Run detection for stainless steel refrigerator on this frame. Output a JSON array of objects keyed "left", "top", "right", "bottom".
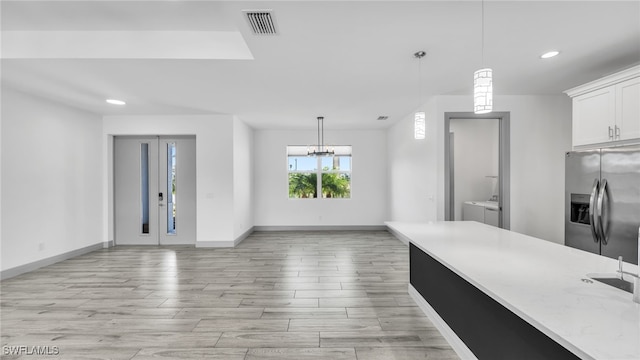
[{"left": 565, "top": 145, "right": 640, "bottom": 265}]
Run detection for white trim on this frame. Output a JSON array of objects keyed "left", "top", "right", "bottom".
[
  {"left": 196, "top": 226, "right": 254, "bottom": 248},
  {"left": 196, "top": 240, "right": 236, "bottom": 248},
  {"left": 1, "top": 242, "right": 104, "bottom": 280},
  {"left": 408, "top": 284, "right": 478, "bottom": 360},
  {"left": 572, "top": 138, "right": 640, "bottom": 151},
  {"left": 234, "top": 226, "right": 254, "bottom": 245},
  {"left": 253, "top": 225, "right": 386, "bottom": 231},
  {"left": 565, "top": 65, "right": 640, "bottom": 97}
]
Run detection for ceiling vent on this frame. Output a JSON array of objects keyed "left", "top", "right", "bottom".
[
  {"left": 377, "top": 116, "right": 389, "bottom": 121},
  {"left": 244, "top": 10, "right": 278, "bottom": 35}
]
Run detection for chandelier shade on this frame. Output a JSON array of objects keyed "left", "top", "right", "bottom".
[
  {"left": 414, "top": 112, "right": 426, "bottom": 139},
  {"left": 474, "top": 68, "right": 493, "bottom": 114}
]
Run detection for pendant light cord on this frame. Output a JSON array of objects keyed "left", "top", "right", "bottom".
[
  {"left": 418, "top": 57, "right": 422, "bottom": 108},
  {"left": 318, "top": 117, "right": 321, "bottom": 151},
  {"left": 321, "top": 117, "right": 324, "bottom": 151},
  {"left": 481, "top": 0, "right": 485, "bottom": 68},
  {"left": 414, "top": 51, "right": 425, "bottom": 109}
]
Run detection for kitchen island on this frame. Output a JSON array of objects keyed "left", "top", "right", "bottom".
[{"left": 386, "top": 221, "right": 639, "bottom": 360}]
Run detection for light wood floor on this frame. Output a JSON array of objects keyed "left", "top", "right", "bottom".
[{"left": 1, "top": 231, "right": 459, "bottom": 360}]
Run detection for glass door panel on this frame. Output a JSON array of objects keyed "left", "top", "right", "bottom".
[{"left": 166, "top": 142, "right": 177, "bottom": 235}]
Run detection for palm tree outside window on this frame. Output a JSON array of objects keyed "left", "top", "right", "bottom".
[{"left": 287, "top": 145, "right": 351, "bottom": 199}]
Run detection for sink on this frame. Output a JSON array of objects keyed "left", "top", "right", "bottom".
[{"left": 587, "top": 274, "right": 634, "bottom": 293}]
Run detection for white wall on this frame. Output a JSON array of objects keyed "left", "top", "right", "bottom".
[
  {"left": 450, "top": 118, "right": 499, "bottom": 220},
  {"left": 387, "top": 100, "right": 439, "bottom": 222},
  {"left": 0, "top": 83, "right": 3, "bottom": 270},
  {"left": 1, "top": 87, "right": 103, "bottom": 271},
  {"left": 103, "top": 115, "right": 237, "bottom": 243},
  {"left": 254, "top": 129, "right": 388, "bottom": 227},
  {"left": 388, "top": 95, "right": 572, "bottom": 244},
  {"left": 233, "top": 116, "right": 254, "bottom": 238}
]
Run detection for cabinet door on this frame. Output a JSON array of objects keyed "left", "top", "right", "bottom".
[
  {"left": 616, "top": 77, "right": 640, "bottom": 141},
  {"left": 484, "top": 207, "right": 499, "bottom": 227},
  {"left": 463, "top": 203, "right": 484, "bottom": 223},
  {"left": 573, "top": 86, "right": 615, "bottom": 146}
]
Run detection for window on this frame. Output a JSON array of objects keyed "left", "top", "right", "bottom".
[{"left": 287, "top": 145, "right": 351, "bottom": 199}]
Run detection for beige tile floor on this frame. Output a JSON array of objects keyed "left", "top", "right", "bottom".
[{"left": 1, "top": 231, "right": 459, "bottom": 359}]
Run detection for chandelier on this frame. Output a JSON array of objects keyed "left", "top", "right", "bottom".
[{"left": 307, "top": 116, "right": 334, "bottom": 156}]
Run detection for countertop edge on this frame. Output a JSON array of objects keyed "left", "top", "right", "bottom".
[{"left": 386, "top": 221, "right": 596, "bottom": 360}]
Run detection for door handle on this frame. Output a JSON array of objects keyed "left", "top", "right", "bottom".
[
  {"left": 588, "top": 179, "right": 600, "bottom": 243},
  {"left": 615, "top": 125, "right": 620, "bottom": 140},
  {"left": 608, "top": 126, "right": 614, "bottom": 140},
  {"left": 597, "top": 179, "right": 609, "bottom": 245}
]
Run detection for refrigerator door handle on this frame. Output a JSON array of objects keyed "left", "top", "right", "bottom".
[
  {"left": 597, "top": 179, "right": 609, "bottom": 245},
  {"left": 589, "top": 179, "right": 601, "bottom": 243}
]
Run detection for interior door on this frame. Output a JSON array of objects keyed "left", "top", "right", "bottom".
[
  {"left": 115, "top": 136, "right": 159, "bottom": 245},
  {"left": 115, "top": 136, "right": 196, "bottom": 245},
  {"left": 158, "top": 137, "right": 196, "bottom": 245}
]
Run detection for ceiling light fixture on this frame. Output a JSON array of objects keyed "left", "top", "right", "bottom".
[
  {"left": 106, "top": 99, "right": 126, "bottom": 105},
  {"left": 307, "top": 116, "right": 334, "bottom": 157},
  {"left": 474, "top": 0, "right": 492, "bottom": 114},
  {"left": 414, "top": 51, "right": 426, "bottom": 140},
  {"left": 540, "top": 50, "right": 560, "bottom": 59}
]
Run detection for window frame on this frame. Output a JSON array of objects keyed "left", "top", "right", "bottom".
[{"left": 287, "top": 146, "right": 352, "bottom": 200}]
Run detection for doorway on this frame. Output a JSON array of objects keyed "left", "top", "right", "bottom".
[
  {"left": 114, "top": 136, "right": 196, "bottom": 245},
  {"left": 444, "top": 112, "right": 510, "bottom": 229}
]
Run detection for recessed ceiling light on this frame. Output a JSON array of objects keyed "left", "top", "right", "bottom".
[
  {"left": 106, "top": 99, "right": 126, "bottom": 105},
  {"left": 540, "top": 50, "right": 560, "bottom": 59}
]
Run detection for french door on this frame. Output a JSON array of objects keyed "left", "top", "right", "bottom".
[{"left": 114, "top": 136, "right": 196, "bottom": 245}]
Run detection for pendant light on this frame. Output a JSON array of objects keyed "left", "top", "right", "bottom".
[
  {"left": 474, "top": 0, "right": 492, "bottom": 114},
  {"left": 414, "top": 51, "right": 426, "bottom": 140},
  {"left": 307, "top": 116, "right": 334, "bottom": 156}
]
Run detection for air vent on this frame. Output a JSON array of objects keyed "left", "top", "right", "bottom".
[
  {"left": 244, "top": 10, "right": 278, "bottom": 35},
  {"left": 377, "top": 116, "right": 389, "bottom": 121}
]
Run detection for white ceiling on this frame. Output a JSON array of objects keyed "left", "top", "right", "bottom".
[{"left": 2, "top": 1, "right": 639, "bottom": 129}]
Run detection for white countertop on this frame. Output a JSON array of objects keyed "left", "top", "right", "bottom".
[
  {"left": 463, "top": 200, "right": 499, "bottom": 209},
  {"left": 387, "top": 221, "right": 640, "bottom": 360}
]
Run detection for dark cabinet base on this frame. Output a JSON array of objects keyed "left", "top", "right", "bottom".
[{"left": 410, "top": 243, "right": 580, "bottom": 360}]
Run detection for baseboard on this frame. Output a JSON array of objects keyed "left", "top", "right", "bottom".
[
  {"left": 104, "top": 240, "right": 115, "bottom": 248},
  {"left": 1, "top": 242, "right": 105, "bottom": 280},
  {"left": 253, "top": 225, "right": 387, "bottom": 231},
  {"left": 195, "top": 240, "right": 235, "bottom": 248},
  {"left": 385, "top": 225, "right": 410, "bottom": 246},
  {"left": 408, "top": 284, "right": 478, "bottom": 360},
  {"left": 196, "top": 226, "right": 255, "bottom": 248},
  {"left": 234, "top": 226, "right": 254, "bottom": 246}
]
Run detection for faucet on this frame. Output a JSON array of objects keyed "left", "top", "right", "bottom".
[
  {"left": 616, "top": 226, "right": 640, "bottom": 304},
  {"left": 617, "top": 257, "right": 640, "bottom": 304}
]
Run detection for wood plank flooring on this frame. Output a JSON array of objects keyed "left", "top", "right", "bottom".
[{"left": 1, "top": 231, "right": 459, "bottom": 359}]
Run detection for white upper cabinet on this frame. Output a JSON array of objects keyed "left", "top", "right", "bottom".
[
  {"left": 566, "top": 65, "right": 640, "bottom": 148},
  {"left": 617, "top": 77, "right": 640, "bottom": 141},
  {"left": 572, "top": 86, "right": 615, "bottom": 146}
]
